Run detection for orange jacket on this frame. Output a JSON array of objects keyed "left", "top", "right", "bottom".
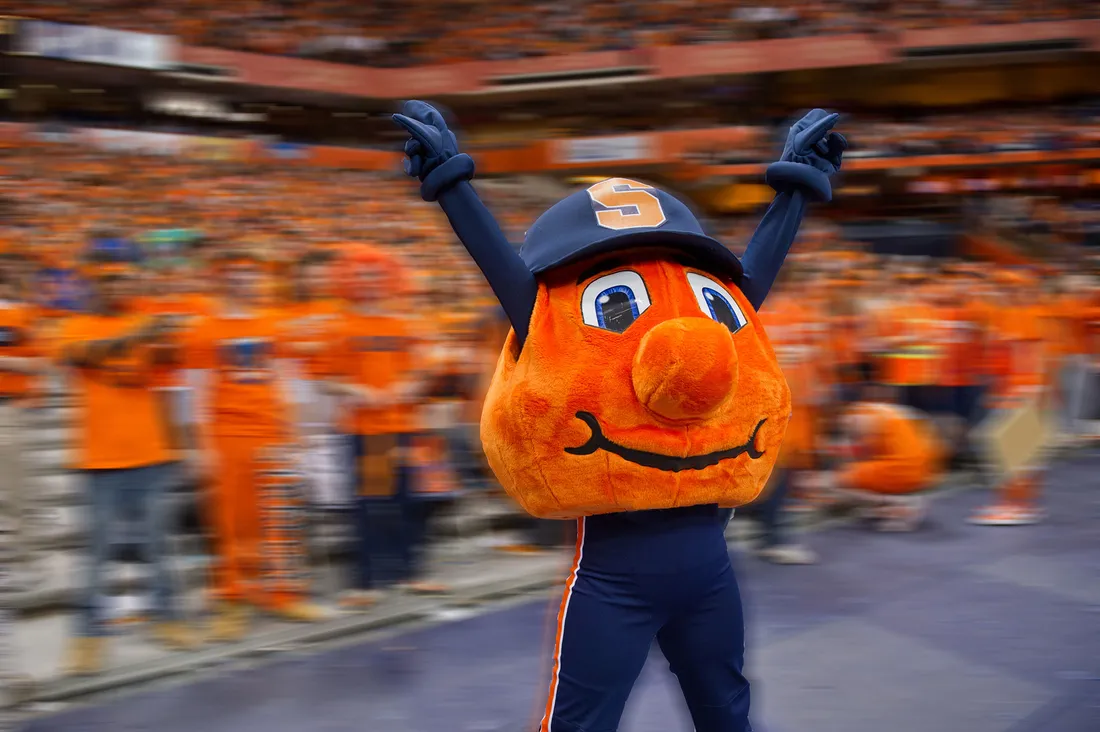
[
  {"left": 56, "top": 314, "right": 173, "bottom": 470},
  {"left": 839, "top": 402, "right": 944, "bottom": 495}
]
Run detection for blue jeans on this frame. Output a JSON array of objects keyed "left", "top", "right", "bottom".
[{"left": 79, "top": 463, "right": 178, "bottom": 637}]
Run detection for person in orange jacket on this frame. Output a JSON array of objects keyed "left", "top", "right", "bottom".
[
  {"left": 822, "top": 385, "right": 946, "bottom": 532},
  {"left": 182, "top": 251, "right": 327, "bottom": 639},
  {"left": 55, "top": 259, "right": 199, "bottom": 675},
  {"left": 969, "top": 271, "right": 1051, "bottom": 526},
  {"left": 322, "top": 246, "right": 440, "bottom": 606}
]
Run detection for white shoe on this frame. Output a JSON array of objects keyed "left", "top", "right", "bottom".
[
  {"left": 755, "top": 544, "right": 818, "bottom": 565},
  {"left": 969, "top": 504, "right": 1044, "bottom": 526}
]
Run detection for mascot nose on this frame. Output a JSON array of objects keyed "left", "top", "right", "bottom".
[{"left": 632, "top": 317, "right": 738, "bottom": 421}]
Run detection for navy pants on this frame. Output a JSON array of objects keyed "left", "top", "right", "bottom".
[
  {"left": 350, "top": 433, "right": 414, "bottom": 590},
  {"left": 540, "top": 505, "right": 751, "bottom": 732},
  {"left": 353, "top": 497, "right": 411, "bottom": 589}
]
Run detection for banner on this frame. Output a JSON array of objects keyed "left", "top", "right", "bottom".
[
  {"left": 83, "top": 128, "right": 185, "bottom": 156},
  {"left": 16, "top": 21, "right": 176, "bottom": 70},
  {"left": 553, "top": 136, "right": 653, "bottom": 165}
]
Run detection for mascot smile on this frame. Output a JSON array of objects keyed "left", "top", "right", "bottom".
[{"left": 564, "top": 411, "right": 769, "bottom": 471}]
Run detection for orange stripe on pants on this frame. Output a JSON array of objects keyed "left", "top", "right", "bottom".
[{"left": 539, "top": 517, "right": 586, "bottom": 732}]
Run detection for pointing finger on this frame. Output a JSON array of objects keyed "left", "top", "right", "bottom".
[{"left": 793, "top": 112, "right": 840, "bottom": 154}]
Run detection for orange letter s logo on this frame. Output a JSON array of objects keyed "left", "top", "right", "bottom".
[{"left": 586, "top": 178, "right": 667, "bottom": 231}]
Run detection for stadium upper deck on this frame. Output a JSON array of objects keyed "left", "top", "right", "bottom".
[{"left": 21, "top": 0, "right": 1097, "bottom": 66}]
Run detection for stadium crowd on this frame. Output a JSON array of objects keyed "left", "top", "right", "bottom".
[
  {"left": 22, "top": 0, "right": 1098, "bottom": 66},
  {"left": 1, "top": 131, "right": 1099, "bottom": 677}
]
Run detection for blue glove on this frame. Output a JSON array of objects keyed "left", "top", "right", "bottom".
[
  {"left": 393, "top": 100, "right": 475, "bottom": 202},
  {"left": 765, "top": 109, "right": 847, "bottom": 202}
]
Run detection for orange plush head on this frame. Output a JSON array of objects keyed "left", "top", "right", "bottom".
[{"left": 480, "top": 179, "right": 791, "bottom": 518}]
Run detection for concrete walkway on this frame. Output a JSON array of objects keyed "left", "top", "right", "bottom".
[{"left": 11, "top": 451, "right": 1100, "bottom": 732}]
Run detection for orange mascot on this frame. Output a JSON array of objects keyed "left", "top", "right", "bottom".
[{"left": 394, "top": 101, "right": 845, "bottom": 732}]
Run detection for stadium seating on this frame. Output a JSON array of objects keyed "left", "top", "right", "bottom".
[{"left": 25, "top": 0, "right": 1098, "bottom": 66}]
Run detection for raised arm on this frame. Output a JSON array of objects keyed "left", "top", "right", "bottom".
[
  {"left": 393, "top": 102, "right": 538, "bottom": 345},
  {"left": 738, "top": 110, "right": 847, "bottom": 311}
]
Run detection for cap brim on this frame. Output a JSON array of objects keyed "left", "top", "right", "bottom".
[{"left": 528, "top": 230, "right": 743, "bottom": 284}]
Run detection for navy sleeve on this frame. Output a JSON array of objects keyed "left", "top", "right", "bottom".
[
  {"left": 434, "top": 179, "right": 538, "bottom": 346},
  {"left": 418, "top": 151, "right": 539, "bottom": 345},
  {"left": 737, "top": 189, "right": 808, "bottom": 312}
]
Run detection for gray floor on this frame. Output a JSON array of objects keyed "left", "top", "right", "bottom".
[{"left": 16, "top": 453, "right": 1100, "bottom": 732}]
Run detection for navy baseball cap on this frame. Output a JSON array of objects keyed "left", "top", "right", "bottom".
[{"left": 519, "top": 180, "right": 743, "bottom": 283}]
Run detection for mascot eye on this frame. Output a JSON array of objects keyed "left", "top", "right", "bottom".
[
  {"left": 581, "top": 270, "right": 651, "bottom": 334},
  {"left": 686, "top": 273, "right": 746, "bottom": 334}
]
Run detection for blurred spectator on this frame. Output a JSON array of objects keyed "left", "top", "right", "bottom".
[
  {"left": 824, "top": 385, "right": 946, "bottom": 532},
  {"left": 321, "top": 246, "right": 444, "bottom": 605},
  {"left": 55, "top": 260, "right": 195, "bottom": 675},
  {"left": 181, "top": 252, "right": 327, "bottom": 639}
]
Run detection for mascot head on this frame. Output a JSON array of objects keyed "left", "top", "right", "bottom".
[{"left": 480, "top": 178, "right": 791, "bottom": 518}]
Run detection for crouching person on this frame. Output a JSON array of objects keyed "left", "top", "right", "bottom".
[{"left": 825, "top": 387, "right": 945, "bottom": 532}]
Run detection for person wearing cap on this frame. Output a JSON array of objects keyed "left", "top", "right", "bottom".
[
  {"left": 182, "top": 250, "right": 328, "bottom": 638},
  {"left": 54, "top": 257, "right": 197, "bottom": 676},
  {"left": 394, "top": 101, "right": 845, "bottom": 732}
]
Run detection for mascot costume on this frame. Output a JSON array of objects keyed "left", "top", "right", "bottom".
[{"left": 394, "top": 101, "right": 845, "bottom": 732}]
